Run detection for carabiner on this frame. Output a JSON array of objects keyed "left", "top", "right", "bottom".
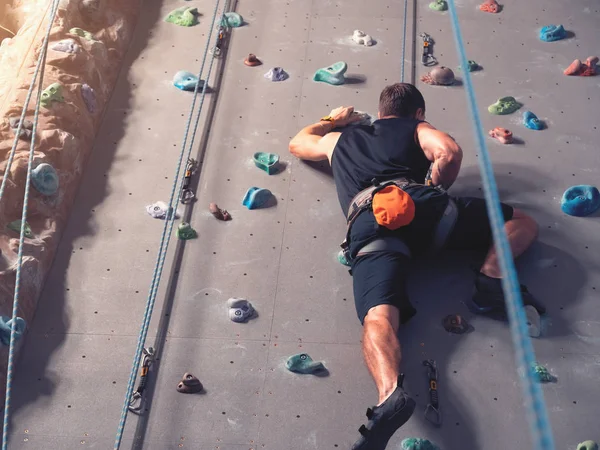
[{"left": 422, "top": 359, "right": 442, "bottom": 426}]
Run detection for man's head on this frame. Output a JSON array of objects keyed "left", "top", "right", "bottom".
[{"left": 378, "top": 83, "right": 426, "bottom": 120}]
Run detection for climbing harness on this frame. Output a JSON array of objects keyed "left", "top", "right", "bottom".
[
  {"left": 1, "top": 0, "right": 62, "bottom": 448},
  {"left": 446, "top": 0, "right": 554, "bottom": 448},
  {"left": 180, "top": 158, "right": 197, "bottom": 204},
  {"left": 419, "top": 33, "right": 438, "bottom": 67},
  {"left": 423, "top": 359, "right": 442, "bottom": 426},
  {"left": 127, "top": 347, "right": 155, "bottom": 414}
]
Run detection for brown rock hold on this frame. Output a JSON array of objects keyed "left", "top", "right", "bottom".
[
  {"left": 176, "top": 372, "right": 203, "bottom": 393},
  {"left": 244, "top": 53, "right": 262, "bottom": 67},
  {"left": 209, "top": 202, "right": 232, "bottom": 221}
]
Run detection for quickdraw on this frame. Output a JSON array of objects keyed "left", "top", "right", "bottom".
[
  {"left": 423, "top": 359, "right": 442, "bottom": 426},
  {"left": 210, "top": 25, "right": 227, "bottom": 57},
  {"left": 180, "top": 158, "right": 197, "bottom": 204},
  {"left": 420, "top": 32, "right": 438, "bottom": 67},
  {"left": 128, "top": 347, "right": 155, "bottom": 414}
]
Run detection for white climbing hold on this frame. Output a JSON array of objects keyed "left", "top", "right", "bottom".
[
  {"left": 352, "top": 30, "right": 374, "bottom": 46},
  {"left": 146, "top": 201, "right": 170, "bottom": 219},
  {"left": 51, "top": 39, "right": 80, "bottom": 53},
  {"left": 227, "top": 298, "right": 256, "bottom": 323}
]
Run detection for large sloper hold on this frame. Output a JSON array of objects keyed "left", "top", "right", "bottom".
[
  {"left": 313, "top": 61, "right": 348, "bottom": 85},
  {"left": 561, "top": 185, "right": 600, "bottom": 217}
]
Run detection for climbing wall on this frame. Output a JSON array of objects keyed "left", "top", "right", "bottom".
[{"left": 6, "top": 0, "right": 600, "bottom": 448}]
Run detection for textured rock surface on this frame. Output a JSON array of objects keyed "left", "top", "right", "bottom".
[{"left": 0, "top": 0, "right": 141, "bottom": 390}]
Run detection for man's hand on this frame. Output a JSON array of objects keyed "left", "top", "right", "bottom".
[{"left": 328, "top": 106, "right": 362, "bottom": 127}]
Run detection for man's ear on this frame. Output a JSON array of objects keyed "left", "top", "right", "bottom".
[
  {"left": 377, "top": 111, "right": 381, "bottom": 119},
  {"left": 415, "top": 108, "right": 426, "bottom": 121}
]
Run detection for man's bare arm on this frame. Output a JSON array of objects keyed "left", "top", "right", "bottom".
[
  {"left": 288, "top": 121, "right": 339, "bottom": 162},
  {"left": 416, "top": 122, "right": 463, "bottom": 190}
]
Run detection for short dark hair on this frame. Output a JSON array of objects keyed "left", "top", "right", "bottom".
[{"left": 378, "top": 83, "right": 425, "bottom": 118}]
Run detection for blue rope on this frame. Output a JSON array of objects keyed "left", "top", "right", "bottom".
[
  {"left": 445, "top": 1, "right": 555, "bottom": 449},
  {"left": 401, "top": 0, "right": 408, "bottom": 82},
  {"left": 112, "top": 0, "right": 225, "bottom": 447},
  {"left": 1, "top": 0, "right": 61, "bottom": 448}
]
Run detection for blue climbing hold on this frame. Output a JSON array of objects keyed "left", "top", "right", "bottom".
[
  {"left": 32, "top": 163, "right": 59, "bottom": 196},
  {"left": 242, "top": 187, "right": 272, "bottom": 209},
  {"left": 523, "top": 111, "right": 544, "bottom": 130},
  {"left": 561, "top": 185, "right": 600, "bottom": 217},
  {"left": 539, "top": 24, "right": 567, "bottom": 42},
  {"left": 401, "top": 438, "right": 441, "bottom": 450},
  {"left": 0, "top": 316, "right": 26, "bottom": 346},
  {"left": 173, "top": 71, "right": 205, "bottom": 91}
]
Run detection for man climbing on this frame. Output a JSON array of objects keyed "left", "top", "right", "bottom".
[{"left": 288, "top": 83, "right": 546, "bottom": 450}]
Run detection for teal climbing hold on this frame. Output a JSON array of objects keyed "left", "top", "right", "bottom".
[
  {"left": 173, "top": 71, "right": 205, "bottom": 91},
  {"left": 337, "top": 250, "right": 350, "bottom": 266},
  {"left": 532, "top": 363, "right": 556, "bottom": 383},
  {"left": 401, "top": 438, "right": 441, "bottom": 450},
  {"left": 561, "top": 185, "right": 600, "bottom": 217},
  {"left": 164, "top": 7, "right": 199, "bottom": 26},
  {"left": 286, "top": 353, "right": 326, "bottom": 374},
  {"left": 313, "top": 61, "right": 348, "bottom": 86},
  {"left": 488, "top": 96, "right": 521, "bottom": 115},
  {"left": 577, "top": 441, "right": 599, "bottom": 450},
  {"left": 69, "top": 27, "right": 95, "bottom": 41},
  {"left": 253, "top": 152, "right": 280, "bottom": 175},
  {"left": 221, "top": 12, "right": 243, "bottom": 28},
  {"left": 458, "top": 60, "right": 481, "bottom": 72},
  {"left": 32, "top": 163, "right": 59, "bottom": 196},
  {"left": 0, "top": 316, "right": 26, "bottom": 346},
  {"left": 176, "top": 222, "right": 197, "bottom": 240},
  {"left": 40, "top": 83, "right": 64, "bottom": 108},
  {"left": 242, "top": 187, "right": 272, "bottom": 209},
  {"left": 429, "top": 0, "right": 448, "bottom": 11},
  {"left": 6, "top": 220, "right": 33, "bottom": 239}
]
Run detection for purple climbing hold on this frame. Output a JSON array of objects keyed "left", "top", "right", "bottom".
[
  {"left": 81, "top": 84, "right": 97, "bottom": 113},
  {"left": 264, "top": 67, "right": 288, "bottom": 82}
]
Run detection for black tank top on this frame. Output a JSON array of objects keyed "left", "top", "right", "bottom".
[{"left": 331, "top": 118, "right": 432, "bottom": 216}]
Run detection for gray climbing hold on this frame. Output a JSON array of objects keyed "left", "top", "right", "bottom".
[
  {"left": 32, "top": 163, "right": 59, "bottom": 196},
  {"left": 286, "top": 353, "right": 326, "bottom": 374},
  {"left": 81, "top": 84, "right": 97, "bottom": 113},
  {"left": 173, "top": 71, "right": 205, "bottom": 91},
  {"left": 313, "top": 61, "right": 348, "bottom": 85},
  {"left": 221, "top": 12, "right": 243, "bottom": 28},
  {"left": 421, "top": 66, "right": 455, "bottom": 85},
  {"left": 352, "top": 30, "right": 374, "bottom": 46},
  {"left": 9, "top": 116, "right": 33, "bottom": 140},
  {"left": 51, "top": 39, "right": 80, "bottom": 53},
  {"left": 40, "top": 83, "right": 64, "bottom": 108},
  {"left": 227, "top": 298, "right": 256, "bottom": 323},
  {"left": 0, "top": 316, "right": 26, "bottom": 346},
  {"left": 264, "top": 67, "right": 288, "bottom": 82}
]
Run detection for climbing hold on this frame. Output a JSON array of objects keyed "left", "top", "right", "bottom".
[
  {"left": 146, "top": 201, "right": 170, "bottom": 219},
  {"left": 420, "top": 66, "right": 455, "bottom": 86},
  {"left": 253, "top": 152, "right": 280, "bottom": 175},
  {"left": 442, "top": 314, "right": 472, "bottom": 334},
  {"left": 313, "top": 61, "right": 348, "bottom": 85},
  {"left": 173, "top": 71, "right": 205, "bottom": 92},
  {"left": 40, "top": 83, "right": 64, "bottom": 108},
  {"left": 51, "top": 39, "right": 80, "bottom": 53},
  {"left": 6, "top": 220, "right": 33, "bottom": 239},
  {"left": 9, "top": 117, "right": 33, "bottom": 140},
  {"left": 352, "top": 30, "right": 374, "bottom": 46},
  {"left": 561, "top": 185, "right": 600, "bottom": 217},
  {"left": 488, "top": 127, "right": 513, "bottom": 144},
  {"left": 264, "top": 67, "right": 288, "bottom": 82},
  {"left": 525, "top": 305, "right": 541, "bottom": 338},
  {"left": 348, "top": 111, "right": 375, "bottom": 126},
  {"left": 164, "top": 7, "right": 199, "bottom": 27},
  {"left": 81, "top": 84, "right": 97, "bottom": 114},
  {"left": 429, "top": 0, "right": 448, "bottom": 11},
  {"left": 487, "top": 96, "right": 521, "bottom": 115},
  {"left": 479, "top": 0, "right": 499, "bottom": 13},
  {"left": 244, "top": 54, "right": 262, "bottom": 67},
  {"left": 242, "top": 187, "right": 272, "bottom": 210},
  {"left": 458, "top": 60, "right": 481, "bottom": 72},
  {"left": 32, "top": 163, "right": 59, "bottom": 196},
  {"left": 338, "top": 250, "right": 350, "bottom": 266},
  {"left": 176, "top": 222, "right": 197, "bottom": 240},
  {"left": 286, "top": 353, "right": 326, "bottom": 374},
  {"left": 176, "top": 373, "right": 203, "bottom": 393},
  {"left": 209, "top": 202, "right": 232, "bottom": 221},
  {"left": 221, "top": 12, "right": 243, "bottom": 28},
  {"left": 564, "top": 59, "right": 583, "bottom": 76},
  {"left": 523, "top": 111, "right": 544, "bottom": 130},
  {"left": 568, "top": 56, "right": 600, "bottom": 77},
  {"left": 577, "top": 441, "right": 599, "bottom": 450},
  {"left": 0, "top": 316, "right": 26, "bottom": 346},
  {"left": 532, "top": 363, "right": 557, "bottom": 383},
  {"left": 401, "top": 438, "right": 441, "bottom": 450},
  {"left": 585, "top": 56, "right": 599, "bottom": 75},
  {"left": 539, "top": 25, "right": 567, "bottom": 42},
  {"left": 69, "top": 27, "right": 95, "bottom": 41},
  {"left": 227, "top": 298, "right": 256, "bottom": 323}
]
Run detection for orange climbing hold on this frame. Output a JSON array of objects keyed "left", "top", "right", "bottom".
[
  {"left": 564, "top": 56, "right": 598, "bottom": 76},
  {"left": 488, "top": 127, "right": 513, "bottom": 144},
  {"left": 479, "top": 0, "right": 499, "bottom": 13}
]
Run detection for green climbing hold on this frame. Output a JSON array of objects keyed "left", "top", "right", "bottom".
[
  {"left": 40, "top": 83, "right": 64, "bottom": 108},
  {"left": 221, "top": 12, "right": 243, "bottom": 28},
  {"left": 164, "top": 7, "right": 199, "bottom": 27},
  {"left": 253, "top": 152, "right": 279, "bottom": 175},
  {"left": 532, "top": 363, "right": 556, "bottom": 383},
  {"left": 313, "top": 61, "right": 348, "bottom": 86},
  {"left": 429, "top": 0, "right": 448, "bottom": 11},
  {"left": 69, "top": 27, "right": 95, "bottom": 41},
  {"left": 286, "top": 353, "right": 326, "bottom": 374},
  {"left": 7, "top": 220, "right": 33, "bottom": 239},
  {"left": 577, "top": 441, "right": 599, "bottom": 450},
  {"left": 458, "top": 60, "right": 481, "bottom": 72},
  {"left": 401, "top": 438, "right": 441, "bottom": 450},
  {"left": 177, "top": 222, "right": 197, "bottom": 240},
  {"left": 488, "top": 96, "right": 522, "bottom": 115}
]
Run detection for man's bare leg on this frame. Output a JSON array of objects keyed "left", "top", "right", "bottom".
[{"left": 362, "top": 305, "right": 401, "bottom": 405}]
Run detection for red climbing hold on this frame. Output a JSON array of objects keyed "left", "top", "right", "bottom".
[
  {"left": 209, "top": 202, "right": 232, "bottom": 221},
  {"left": 564, "top": 56, "right": 598, "bottom": 76},
  {"left": 489, "top": 127, "right": 513, "bottom": 144},
  {"left": 479, "top": 0, "right": 499, "bottom": 13}
]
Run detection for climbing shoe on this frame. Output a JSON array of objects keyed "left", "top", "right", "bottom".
[{"left": 351, "top": 375, "right": 415, "bottom": 450}]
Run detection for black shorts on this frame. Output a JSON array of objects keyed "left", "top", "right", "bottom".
[{"left": 350, "top": 196, "right": 514, "bottom": 324}]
